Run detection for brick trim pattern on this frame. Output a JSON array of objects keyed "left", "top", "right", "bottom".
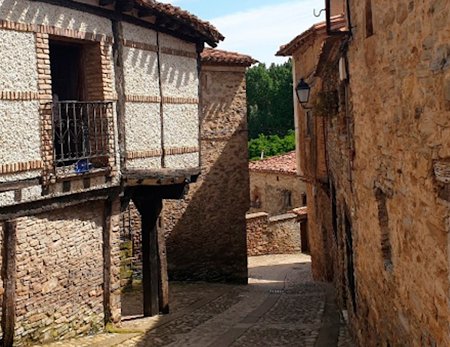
[
  {"left": 164, "top": 146, "right": 199, "bottom": 156},
  {"left": 125, "top": 150, "right": 163, "bottom": 160},
  {"left": 36, "top": 32, "right": 54, "bottom": 185},
  {"left": 162, "top": 96, "right": 199, "bottom": 105},
  {"left": 125, "top": 95, "right": 161, "bottom": 103},
  {"left": 122, "top": 39, "right": 197, "bottom": 60},
  {"left": 122, "top": 39, "right": 158, "bottom": 52},
  {"left": 161, "top": 47, "right": 197, "bottom": 59},
  {"left": 124, "top": 95, "right": 199, "bottom": 105},
  {"left": 0, "top": 20, "right": 113, "bottom": 43},
  {"left": 0, "top": 92, "right": 40, "bottom": 101},
  {"left": 0, "top": 160, "right": 44, "bottom": 174}
]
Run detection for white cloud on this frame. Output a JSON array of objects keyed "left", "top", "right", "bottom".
[{"left": 210, "top": 0, "right": 324, "bottom": 65}]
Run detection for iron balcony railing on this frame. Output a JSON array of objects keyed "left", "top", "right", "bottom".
[{"left": 52, "top": 101, "right": 114, "bottom": 174}]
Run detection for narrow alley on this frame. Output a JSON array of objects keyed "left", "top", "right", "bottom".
[{"left": 37, "top": 254, "right": 353, "bottom": 347}]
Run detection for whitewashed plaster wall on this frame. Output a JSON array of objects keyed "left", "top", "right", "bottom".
[
  {"left": 0, "top": 101, "right": 41, "bottom": 165},
  {"left": 160, "top": 34, "right": 199, "bottom": 169},
  {"left": 122, "top": 23, "right": 162, "bottom": 170},
  {"left": 0, "top": 30, "right": 38, "bottom": 91},
  {"left": 123, "top": 48, "right": 159, "bottom": 96},
  {"left": 0, "top": 29, "right": 41, "bottom": 182},
  {"left": 124, "top": 103, "right": 162, "bottom": 170},
  {"left": 160, "top": 33, "right": 196, "bottom": 53},
  {"left": 0, "top": 0, "right": 112, "bottom": 36}
]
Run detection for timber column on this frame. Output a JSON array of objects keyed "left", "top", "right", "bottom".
[{"left": 133, "top": 197, "right": 168, "bottom": 317}]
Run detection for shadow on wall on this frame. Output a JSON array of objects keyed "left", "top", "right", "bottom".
[
  {"left": 163, "top": 67, "right": 249, "bottom": 284},
  {"left": 0, "top": 1, "right": 109, "bottom": 33},
  {"left": 164, "top": 129, "right": 249, "bottom": 284}
]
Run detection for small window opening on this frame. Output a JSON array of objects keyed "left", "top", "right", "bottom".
[
  {"left": 283, "top": 190, "right": 292, "bottom": 209},
  {"left": 375, "top": 188, "right": 393, "bottom": 271},
  {"left": 365, "top": 0, "right": 374, "bottom": 37},
  {"left": 301, "top": 192, "right": 307, "bottom": 206}
]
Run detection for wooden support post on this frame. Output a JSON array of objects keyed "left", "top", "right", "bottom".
[
  {"left": 111, "top": 20, "right": 127, "bottom": 171},
  {"left": 138, "top": 198, "right": 162, "bottom": 317},
  {"left": 157, "top": 215, "right": 169, "bottom": 314},
  {"left": 2, "top": 220, "right": 17, "bottom": 347}
]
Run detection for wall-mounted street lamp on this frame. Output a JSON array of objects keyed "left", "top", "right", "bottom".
[{"left": 295, "top": 78, "right": 311, "bottom": 108}]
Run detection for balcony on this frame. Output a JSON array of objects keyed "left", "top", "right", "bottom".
[{"left": 52, "top": 101, "right": 114, "bottom": 176}]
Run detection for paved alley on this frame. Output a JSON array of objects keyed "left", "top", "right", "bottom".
[{"left": 38, "top": 254, "right": 353, "bottom": 347}]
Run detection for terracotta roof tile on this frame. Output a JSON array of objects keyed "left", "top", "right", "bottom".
[
  {"left": 135, "top": 0, "right": 224, "bottom": 46},
  {"left": 201, "top": 48, "right": 258, "bottom": 66},
  {"left": 276, "top": 15, "right": 346, "bottom": 56},
  {"left": 249, "top": 151, "right": 297, "bottom": 176},
  {"left": 292, "top": 206, "right": 308, "bottom": 216}
]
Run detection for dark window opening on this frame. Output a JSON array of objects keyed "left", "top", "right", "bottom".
[
  {"left": 365, "top": 0, "right": 374, "bottom": 37},
  {"left": 375, "top": 188, "right": 393, "bottom": 271},
  {"left": 49, "top": 39, "right": 112, "bottom": 173},
  {"left": 283, "top": 190, "right": 292, "bottom": 209},
  {"left": 345, "top": 211, "right": 357, "bottom": 312},
  {"left": 301, "top": 192, "right": 307, "bottom": 206}
]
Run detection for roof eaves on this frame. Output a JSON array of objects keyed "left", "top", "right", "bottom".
[{"left": 276, "top": 15, "right": 346, "bottom": 57}]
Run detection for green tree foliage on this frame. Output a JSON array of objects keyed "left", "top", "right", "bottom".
[
  {"left": 246, "top": 60, "right": 294, "bottom": 139},
  {"left": 248, "top": 130, "right": 295, "bottom": 161}
]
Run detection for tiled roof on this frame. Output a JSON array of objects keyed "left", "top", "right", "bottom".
[
  {"left": 276, "top": 15, "right": 346, "bottom": 56},
  {"left": 292, "top": 206, "right": 308, "bottom": 217},
  {"left": 201, "top": 48, "right": 258, "bottom": 66},
  {"left": 249, "top": 151, "right": 297, "bottom": 176},
  {"left": 135, "top": 0, "right": 224, "bottom": 46}
]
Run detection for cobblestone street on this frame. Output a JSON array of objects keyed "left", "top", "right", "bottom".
[{"left": 38, "top": 254, "right": 353, "bottom": 347}]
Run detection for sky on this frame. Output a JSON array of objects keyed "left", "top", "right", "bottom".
[{"left": 159, "top": 0, "right": 325, "bottom": 65}]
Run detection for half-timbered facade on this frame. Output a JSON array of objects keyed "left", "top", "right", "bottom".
[{"left": 0, "top": 0, "right": 223, "bottom": 344}]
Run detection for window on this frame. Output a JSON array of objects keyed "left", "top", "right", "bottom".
[
  {"left": 375, "top": 188, "right": 393, "bottom": 271},
  {"left": 365, "top": 0, "right": 374, "bottom": 37},
  {"left": 301, "top": 192, "right": 307, "bottom": 206},
  {"left": 49, "top": 39, "right": 112, "bottom": 174},
  {"left": 282, "top": 190, "right": 292, "bottom": 209}
]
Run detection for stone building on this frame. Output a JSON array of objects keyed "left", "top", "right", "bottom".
[
  {"left": 278, "top": 0, "right": 450, "bottom": 346},
  {"left": 0, "top": 0, "right": 223, "bottom": 345},
  {"left": 163, "top": 48, "right": 256, "bottom": 283},
  {"left": 249, "top": 151, "right": 307, "bottom": 215}
]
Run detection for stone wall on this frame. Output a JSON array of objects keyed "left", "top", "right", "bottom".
[
  {"left": 249, "top": 171, "right": 306, "bottom": 215},
  {"left": 342, "top": 1, "right": 450, "bottom": 345},
  {"left": 291, "top": 28, "right": 335, "bottom": 282},
  {"left": 290, "top": 1, "right": 450, "bottom": 346},
  {"left": 246, "top": 212, "right": 301, "bottom": 256},
  {"left": 163, "top": 63, "right": 249, "bottom": 283},
  {"left": 119, "top": 201, "right": 142, "bottom": 288},
  {"left": 9, "top": 199, "right": 121, "bottom": 345}
]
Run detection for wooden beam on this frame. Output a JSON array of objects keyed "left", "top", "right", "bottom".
[
  {"left": 0, "top": 187, "right": 120, "bottom": 222},
  {"left": 99, "top": 0, "right": 115, "bottom": 6},
  {"left": 116, "top": 0, "right": 134, "bottom": 13},
  {"left": 2, "top": 220, "right": 17, "bottom": 347},
  {"left": 34, "top": 0, "right": 209, "bottom": 47},
  {"left": 112, "top": 20, "right": 127, "bottom": 171}
]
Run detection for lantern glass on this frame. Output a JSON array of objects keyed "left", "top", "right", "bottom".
[{"left": 296, "top": 78, "right": 310, "bottom": 105}]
